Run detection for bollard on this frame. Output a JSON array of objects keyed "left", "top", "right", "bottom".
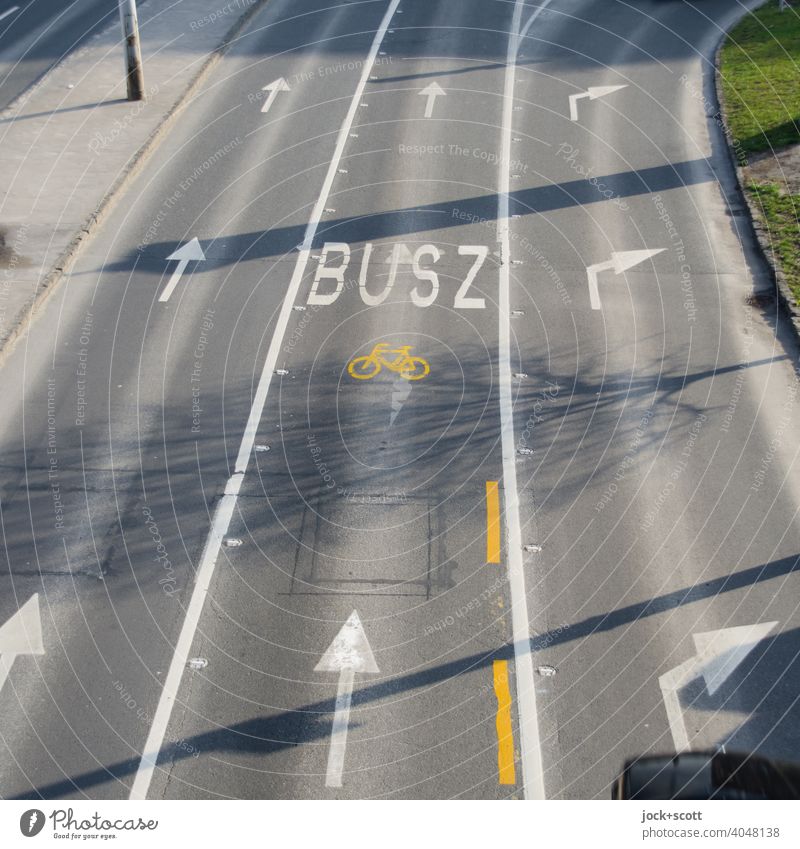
[{"left": 119, "top": 0, "right": 145, "bottom": 101}]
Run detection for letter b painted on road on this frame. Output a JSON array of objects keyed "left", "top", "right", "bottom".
[{"left": 307, "top": 243, "right": 350, "bottom": 305}]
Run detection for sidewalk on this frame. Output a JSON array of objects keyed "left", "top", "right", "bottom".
[{"left": 0, "top": 0, "right": 264, "bottom": 356}]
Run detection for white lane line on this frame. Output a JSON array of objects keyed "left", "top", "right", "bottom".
[
  {"left": 497, "top": 0, "right": 553, "bottom": 801},
  {"left": 233, "top": 0, "right": 398, "bottom": 473},
  {"left": 129, "top": 0, "right": 403, "bottom": 801},
  {"left": 0, "top": 6, "right": 20, "bottom": 23}
]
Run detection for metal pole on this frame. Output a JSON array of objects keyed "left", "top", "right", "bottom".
[{"left": 119, "top": 0, "right": 145, "bottom": 101}]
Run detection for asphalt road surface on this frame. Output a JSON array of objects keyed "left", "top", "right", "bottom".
[
  {"left": 1, "top": 0, "right": 799, "bottom": 800},
  {"left": 0, "top": 0, "right": 122, "bottom": 111}
]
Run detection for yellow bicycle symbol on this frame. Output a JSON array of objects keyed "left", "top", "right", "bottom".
[{"left": 348, "top": 343, "right": 430, "bottom": 381}]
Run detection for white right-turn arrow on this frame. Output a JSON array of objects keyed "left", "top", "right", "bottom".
[
  {"left": 659, "top": 622, "right": 778, "bottom": 753},
  {"left": 315, "top": 610, "right": 379, "bottom": 788},
  {"left": 569, "top": 84, "right": 627, "bottom": 121},
  {"left": 0, "top": 594, "right": 44, "bottom": 694},
  {"left": 586, "top": 248, "right": 665, "bottom": 310}
]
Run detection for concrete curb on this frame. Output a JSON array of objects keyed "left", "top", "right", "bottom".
[
  {"left": 713, "top": 3, "right": 800, "bottom": 342},
  {"left": 0, "top": 0, "right": 269, "bottom": 365}
]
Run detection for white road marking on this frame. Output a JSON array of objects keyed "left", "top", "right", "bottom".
[
  {"left": 327, "top": 669, "right": 355, "bottom": 788},
  {"left": 0, "top": 595, "right": 44, "bottom": 694},
  {"left": 454, "top": 245, "right": 488, "bottom": 309},
  {"left": 568, "top": 84, "right": 627, "bottom": 122},
  {"left": 260, "top": 77, "right": 290, "bottom": 114},
  {"left": 129, "top": 0, "right": 403, "bottom": 801},
  {"left": 158, "top": 238, "right": 206, "bottom": 302},
  {"left": 389, "top": 376, "right": 412, "bottom": 426},
  {"left": 497, "top": 0, "right": 553, "bottom": 801},
  {"left": 586, "top": 248, "right": 664, "bottom": 310},
  {"left": 306, "top": 240, "right": 488, "bottom": 309},
  {"left": 419, "top": 81, "right": 445, "bottom": 118},
  {"left": 659, "top": 622, "right": 777, "bottom": 752},
  {"left": 0, "top": 6, "right": 20, "bottom": 23},
  {"left": 315, "top": 611, "right": 379, "bottom": 788}
]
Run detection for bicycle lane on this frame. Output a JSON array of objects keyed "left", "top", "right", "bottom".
[{"left": 144, "top": 0, "right": 545, "bottom": 799}]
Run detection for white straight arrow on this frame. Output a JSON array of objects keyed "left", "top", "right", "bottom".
[
  {"left": 0, "top": 595, "right": 44, "bottom": 695},
  {"left": 383, "top": 242, "right": 414, "bottom": 268},
  {"left": 159, "top": 238, "right": 206, "bottom": 302},
  {"left": 315, "top": 610, "right": 379, "bottom": 788},
  {"left": 419, "top": 82, "right": 445, "bottom": 118},
  {"left": 261, "top": 77, "right": 290, "bottom": 114},
  {"left": 659, "top": 622, "right": 778, "bottom": 753},
  {"left": 586, "top": 248, "right": 664, "bottom": 310},
  {"left": 569, "top": 84, "right": 627, "bottom": 121}
]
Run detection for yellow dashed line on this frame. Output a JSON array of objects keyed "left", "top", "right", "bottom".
[
  {"left": 493, "top": 659, "right": 516, "bottom": 785},
  {"left": 486, "top": 481, "right": 501, "bottom": 564}
]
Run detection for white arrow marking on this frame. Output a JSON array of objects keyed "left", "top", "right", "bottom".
[
  {"left": 586, "top": 248, "right": 664, "bottom": 310},
  {"left": 158, "top": 238, "right": 206, "bottom": 303},
  {"left": 315, "top": 611, "right": 379, "bottom": 788},
  {"left": 0, "top": 595, "right": 44, "bottom": 694},
  {"left": 419, "top": 82, "right": 445, "bottom": 118},
  {"left": 659, "top": 622, "right": 777, "bottom": 752},
  {"left": 0, "top": 7, "right": 20, "bottom": 23},
  {"left": 568, "top": 84, "right": 627, "bottom": 121},
  {"left": 260, "top": 77, "right": 290, "bottom": 114},
  {"left": 383, "top": 242, "right": 414, "bottom": 266}
]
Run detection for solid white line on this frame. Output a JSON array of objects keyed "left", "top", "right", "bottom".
[
  {"left": 234, "top": 0, "right": 401, "bottom": 476},
  {"left": 325, "top": 668, "right": 355, "bottom": 787},
  {"left": 129, "top": 0, "right": 403, "bottom": 801},
  {"left": 497, "top": 0, "right": 552, "bottom": 801},
  {"left": 0, "top": 6, "right": 20, "bottom": 23}
]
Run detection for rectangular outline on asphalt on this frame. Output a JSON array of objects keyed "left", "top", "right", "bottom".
[{"left": 129, "top": 0, "right": 404, "bottom": 800}]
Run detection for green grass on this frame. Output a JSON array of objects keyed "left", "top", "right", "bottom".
[
  {"left": 720, "top": 1, "right": 800, "bottom": 155},
  {"left": 720, "top": 3, "right": 800, "bottom": 306},
  {"left": 747, "top": 182, "right": 800, "bottom": 303}
]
